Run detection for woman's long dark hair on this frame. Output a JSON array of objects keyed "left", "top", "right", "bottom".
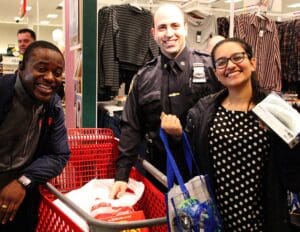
[{"left": 211, "top": 37, "right": 266, "bottom": 104}]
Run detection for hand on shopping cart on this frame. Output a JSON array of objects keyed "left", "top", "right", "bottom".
[
  {"left": 109, "top": 181, "right": 128, "bottom": 199},
  {"left": 0, "top": 180, "right": 26, "bottom": 224}
]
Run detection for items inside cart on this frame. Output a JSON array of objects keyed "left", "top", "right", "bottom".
[{"left": 36, "top": 128, "right": 167, "bottom": 232}]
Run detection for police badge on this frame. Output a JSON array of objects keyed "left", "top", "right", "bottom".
[{"left": 192, "top": 62, "right": 206, "bottom": 83}]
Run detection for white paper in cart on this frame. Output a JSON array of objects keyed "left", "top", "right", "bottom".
[{"left": 53, "top": 178, "right": 145, "bottom": 231}]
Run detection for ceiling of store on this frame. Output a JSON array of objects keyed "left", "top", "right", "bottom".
[
  {"left": 0, "top": 0, "right": 63, "bottom": 26},
  {"left": 100, "top": 0, "right": 300, "bottom": 15},
  {"left": 0, "top": 0, "right": 299, "bottom": 27}
]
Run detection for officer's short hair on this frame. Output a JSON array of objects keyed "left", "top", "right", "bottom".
[{"left": 153, "top": 4, "right": 186, "bottom": 24}]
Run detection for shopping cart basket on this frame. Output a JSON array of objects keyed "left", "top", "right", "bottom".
[{"left": 36, "top": 128, "right": 167, "bottom": 232}]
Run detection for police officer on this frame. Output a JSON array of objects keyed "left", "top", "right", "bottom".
[{"left": 110, "top": 4, "right": 221, "bottom": 198}]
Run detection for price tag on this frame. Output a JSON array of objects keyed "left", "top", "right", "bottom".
[
  {"left": 196, "top": 31, "right": 201, "bottom": 43},
  {"left": 259, "top": 30, "right": 264, "bottom": 37}
]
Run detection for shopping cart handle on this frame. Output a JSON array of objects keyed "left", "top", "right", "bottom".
[
  {"left": 45, "top": 182, "right": 92, "bottom": 219},
  {"left": 138, "top": 156, "right": 168, "bottom": 188}
]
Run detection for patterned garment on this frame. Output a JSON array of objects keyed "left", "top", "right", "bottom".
[
  {"left": 234, "top": 13, "right": 282, "bottom": 92},
  {"left": 217, "top": 17, "right": 230, "bottom": 38},
  {"left": 208, "top": 106, "right": 270, "bottom": 231},
  {"left": 277, "top": 19, "right": 300, "bottom": 89},
  {"left": 97, "top": 4, "right": 159, "bottom": 96}
]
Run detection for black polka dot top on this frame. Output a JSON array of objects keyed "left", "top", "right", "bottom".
[{"left": 208, "top": 106, "right": 270, "bottom": 231}]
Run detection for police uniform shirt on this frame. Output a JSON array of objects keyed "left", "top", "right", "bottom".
[
  {"left": 116, "top": 46, "right": 217, "bottom": 182},
  {"left": 160, "top": 46, "right": 214, "bottom": 124}
]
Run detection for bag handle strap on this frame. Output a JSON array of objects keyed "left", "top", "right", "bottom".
[
  {"left": 292, "top": 193, "right": 300, "bottom": 210},
  {"left": 160, "top": 128, "right": 195, "bottom": 199}
]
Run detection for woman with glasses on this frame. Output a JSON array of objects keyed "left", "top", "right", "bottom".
[{"left": 161, "top": 37, "right": 300, "bottom": 231}]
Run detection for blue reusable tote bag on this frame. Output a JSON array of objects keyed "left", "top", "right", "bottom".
[
  {"left": 160, "top": 128, "right": 222, "bottom": 232},
  {"left": 290, "top": 192, "right": 300, "bottom": 227}
]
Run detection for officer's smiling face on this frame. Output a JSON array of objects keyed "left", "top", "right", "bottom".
[{"left": 152, "top": 5, "right": 187, "bottom": 59}]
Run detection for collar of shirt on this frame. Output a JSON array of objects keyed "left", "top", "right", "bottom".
[
  {"left": 187, "top": 15, "right": 214, "bottom": 28},
  {"left": 160, "top": 46, "right": 189, "bottom": 72},
  {"left": 248, "top": 13, "right": 273, "bottom": 32}
]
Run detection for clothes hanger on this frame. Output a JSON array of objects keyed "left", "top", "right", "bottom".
[
  {"left": 187, "top": 7, "right": 212, "bottom": 20},
  {"left": 255, "top": 5, "right": 268, "bottom": 20},
  {"left": 128, "top": 0, "right": 142, "bottom": 10},
  {"left": 183, "top": 2, "right": 212, "bottom": 20},
  {"left": 188, "top": 11, "right": 205, "bottom": 19}
]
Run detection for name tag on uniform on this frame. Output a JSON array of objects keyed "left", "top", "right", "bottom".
[
  {"left": 193, "top": 62, "right": 206, "bottom": 83},
  {"left": 168, "top": 92, "right": 180, "bottom": 97}
]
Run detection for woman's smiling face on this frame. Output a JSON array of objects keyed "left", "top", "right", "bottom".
[{"left": 213, "top": 41, "right": 256, "bottom": 89}]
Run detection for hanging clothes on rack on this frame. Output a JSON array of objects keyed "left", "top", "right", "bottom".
[
  {"left": 98, "top": 6, "right": 118, "bottom": 100},
  {"left": 185, "top": 13, "right": 218, "bottom": 50},
  {"left": 98, "top": 4, "right": 159, "bottom": 100},
  {"left": 234, "top": 13, "right": 282, "bottom": 92},
  {"left": 217, "top": 17, "right": 230, "bottom": 38},
  {"left": 277, "top": 19, "right": 300, "bottom": 94}
]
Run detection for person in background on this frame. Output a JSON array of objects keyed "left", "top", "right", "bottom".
[
  {"left": 17, "top": 28, "right": 36, "bottom": 56},
  {"left": 205, "top": 35, "right": 225, "bottom": 54},
  {"left": 0, "top": 40, "right": 70, "bottom": 232},
  {"left": 205, "top": 35, "right": 226, "bottom": 92},
  {"left": 110, "top": 4, "right": 219, "bottom": 198},
  {"left": 161, "top": 37, "right": 300, "bottom": 231}
]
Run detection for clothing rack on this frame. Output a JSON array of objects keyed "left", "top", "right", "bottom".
[
  {"left": 180, "top": 0, "right": 229, "bottom": 16},
  {"left": 277, "top": 11, "right": 300, "bottom": 21},
  {"left": 121, "top": 0, "right": 154, "bottom": 10},
  {"left": 98, "top": 0, "right": 156, "bottom": 10},
  {"left": 180, "top": 0, "right": 220, "bottom": 9},
  {"left": 180, "top": 1, "right": 257, "bottom": 37}
]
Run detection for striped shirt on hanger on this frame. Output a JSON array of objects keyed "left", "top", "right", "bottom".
[{"left": 234, "top": 13, "right": 281, "bottom": 92}]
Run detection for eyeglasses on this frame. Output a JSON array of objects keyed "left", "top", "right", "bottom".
[{"left": 215, "top": 52, "right": 247, "bottom": 69}]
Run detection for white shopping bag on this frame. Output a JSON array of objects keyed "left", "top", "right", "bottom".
[{"left": 53, "top": 178, "right": 144, "bottom": 231}]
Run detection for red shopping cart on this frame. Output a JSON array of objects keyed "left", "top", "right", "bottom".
[{"left": 36, "top": 128, "right": 167, "bottom": 232}]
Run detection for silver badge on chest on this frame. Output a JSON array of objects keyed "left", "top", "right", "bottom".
[{"left": 192, "top": 62, "right": 206, "bottom": 83}]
